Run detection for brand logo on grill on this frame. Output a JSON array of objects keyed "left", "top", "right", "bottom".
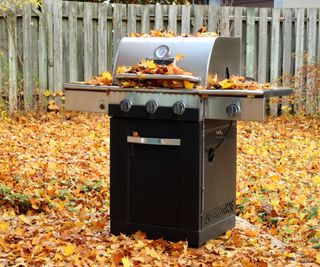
[{"left": 216, "top": 130, "right": 223, "bottom": 135}]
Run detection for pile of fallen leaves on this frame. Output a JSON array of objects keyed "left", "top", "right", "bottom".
[
  {"left": 209, "top": 75, "right": 273, "bottom": 90},
  {"left": 84, "top": 71, "right": 112, "bottom": 86},
  {"left": 116, "top": 56, "right": 197, "bottom": 89},
  {"left": 129, "top": 27, "right": 219, "bottom": 38},
  {"left": 0, "top": 112, "right": 319, "bottom": 265}
]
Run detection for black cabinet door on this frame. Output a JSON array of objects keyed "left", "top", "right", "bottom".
[{"left": 110, "top": 118, "right": 202, "bottom": 231}]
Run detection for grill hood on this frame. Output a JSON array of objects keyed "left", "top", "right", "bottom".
[{"left": 112, "top": 37, "right": 241, "bottom": 87}]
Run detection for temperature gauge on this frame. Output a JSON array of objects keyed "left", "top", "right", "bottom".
[{"left": 154, "top": 44, "right": 171, "bottom": 59}]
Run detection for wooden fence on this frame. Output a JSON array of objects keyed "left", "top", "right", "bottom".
[{"left": 0, "top": 0, "right": 320, "bottom": 113}]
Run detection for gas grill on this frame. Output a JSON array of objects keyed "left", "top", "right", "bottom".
[{"left": 65, "top": 36, "right": 292, "bottom": 247}]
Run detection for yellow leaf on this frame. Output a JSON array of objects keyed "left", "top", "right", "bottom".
[
  {"left": 225, "top": 230, "right": 232, "bottom": 239},
  {"left": 140, "top": 59, "right": 157, "bottom": 69},
  {"left": 312, "top": 175, "right": 320, "bottom": 184},
  {"left": 44, "top": 90, "right": 51, "bottom": 97},
  {"left": 0, "top": 222, "right": 9, "bottom": 233},
  {"left": 183, "top": 81, "right": 195, "bottom": 89},
  {"left": 62, "top": 243, "right": 75, "bottom": 256},
  {"left": 271, "top": 175, "right": 280, "bottom": 182},
  {"left": 271, "top": 199, "right": 279, "bottom": 208},
  {"left": 121, "top": 257, "right": 132, "bottom": 267},
  {"left": 117, "top": 66, "right": 128, "bottom": 74},
  {"left": 101, "top": 71, "right": 112, "bottom": 81},
  {"left": 316, "top": 254, "right": 320, "bottom": 264},
  {"left": 19, "top": 215, "right": 31, "bottom": 225},
  {"left": 146, "top": 247, "right": 161, "bottom": 260},
  {"left": 176, "top": 53, "right": 184, "bottom": 62}
]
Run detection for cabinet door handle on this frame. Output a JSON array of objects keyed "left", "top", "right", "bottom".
[{"left": 127, "top": 136, "right": 181, "bottom": 146}]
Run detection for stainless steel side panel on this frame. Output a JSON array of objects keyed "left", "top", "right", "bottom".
[
  {"left": 205, "top": 97, "right": 266, "bottom": 121},
  {"left": 65, "top": 89, "right": 109, "bottom": 113}
]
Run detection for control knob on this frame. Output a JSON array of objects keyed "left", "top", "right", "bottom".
[
  {"left": 172, "top": 101, "right": 186, "bottom": 115},
  {"left": 146, "top": 100, "right": 159, "bottom": 114},
  {"left": 120, "top": 99, "right": 132, "bottom": 112},
  {"left": 226, "top": 102, "right": 241, "bottom": 117}
]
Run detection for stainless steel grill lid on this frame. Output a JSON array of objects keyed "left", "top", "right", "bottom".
[{"left": 112, "top": 37, "right": 241, "bottom": 87}]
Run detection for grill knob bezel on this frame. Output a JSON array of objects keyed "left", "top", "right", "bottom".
[
  {"left": 226, "top": 102, "right": 241, "bottom": 117},
  {"left": 145, "top": 100, "right": 159, "bottom": 114},
  {"left": 172, "top": 101, "right": 186, "bottom": 115},
  {"left": 120, "top": 99, "right": 133, "bottom": 112}
]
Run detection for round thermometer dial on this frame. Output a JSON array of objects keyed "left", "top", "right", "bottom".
[{"left": 154, "top": 44, "right": 171, "bottom": 59}]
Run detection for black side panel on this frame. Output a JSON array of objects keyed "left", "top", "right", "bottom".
[
  {"left": 202, "top": 120, "right": 237, "bottom": 228},
  {"left": 110, "top": 118, "right": 202, "bottom": 233}
]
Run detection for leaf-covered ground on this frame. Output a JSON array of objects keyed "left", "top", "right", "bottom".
[{"left": 0, "top": 112, "right": 319, "bottom": 266}]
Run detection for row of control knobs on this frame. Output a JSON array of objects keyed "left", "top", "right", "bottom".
[
  {"left": 119, "top": 99, "right": 241, "bottom": 117},
  {"left": 120, "top": 99, "right": 186, "bottom": 115}
]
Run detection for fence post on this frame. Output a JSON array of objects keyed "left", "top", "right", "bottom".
[
  {"left": 258, "top": 8, "right": 268, "bottom": 83},
  {"left": 23, "top": 4, "right": 33, "bottom": 110},
  {"left": 68, "top": 1, "right": 78, "bottom": 82},
  {"left": 168, "top": 5, "right": 177, "bottom": 32},
  {"left": 306, "top": 8, "right": 317, "bottom": 114},
  {"left": 281, "top": 8, "right": 293, "bottom": 114},
  {"left": 113, "top": 4, "right": 123, "bottom": 61},
  {"left": 38, "top": 0, "right": 48, "bottom": 103},
  {"left": 270, "top": 8, "right": 281, "bottom": 116},
  {"left": 155, "top": 4, "right": 163, "bottom": 30},
  {"left": 246, "top": 8, "right": 256, "bottom": 79},
  {"left": 53, "top": 0, "right": 63, "bottom": 92},
  {"left": 84, "top": 2, "right": 93, "bottom": 81},
  {"left": 181, "top": 5, "right": 190, "bottom": 34},
  {"left": 7, "top": 14, "right": 18, "bottom": 113},
  {"left": 294, "top": 8, "right": 305, "bottom": 113}
]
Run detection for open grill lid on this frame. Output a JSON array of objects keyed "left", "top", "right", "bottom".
[{"left": 112, "top": 36, "right": 241, "bottom": 87}]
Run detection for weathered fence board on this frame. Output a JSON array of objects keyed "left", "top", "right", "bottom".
[
  {"left": 113, "top": 4, "right": 123, "bottom": 60},
  {"left": 168, "top": 5, "right": 177, "bottom": 32},
  {"left": 141, "top": 5, "right": 150, "bottom": 34},
  {"left": 155, "top": 4, "right": 163, "bottom": 30},
  {"left": 7, "top": 14, "right": 18, "bottom": 112},
  {"left": 281, "top": 8, "right": 293, "bottom": 114},
  {"left": 208, "top": 6, "right": 218, "bottom": 33},
  {"left": 194, "top": 5, "right": 205, "bottom": 32},
  {"left": 68, "top": 2, "right": 78, "bottom": 82},
  {"left": 23, "top": 4, "right": 33, "bottom": 110},
  {"left": 83, "top": 2, "right": 93, "bottom": 81},
  {"left": 181, "top": 5, "right": 190, "bottom": 34},
  {"left": 294, "top": 8, "right": 305, "bottom": 111},
  {"left": 0, "top": 3, "right": 320, "bottom": 114},
  {"left": 220, "top": 6, "right": 231, "bottom": 36},
  {"left": 127, "top": 4, "right": 137, "bottom": 34},
  {"left": 53, "top": 0, "right": 63, "bottom": 92},
  {"left": 270, "top": 8, "right": 281, "bottom": 115},
  {"left": 258, "top": 8, "right": 268, "bottom": 83},
  {"left": 306, "top": 8, "right": 317, "bottom": 114},
  {"left": 246, "top": 8, "right": 256, "bottom": 79}
]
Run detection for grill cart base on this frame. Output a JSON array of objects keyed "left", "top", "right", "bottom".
[{"left": 110, "top": 113, "right": 236, "bottom": 247}]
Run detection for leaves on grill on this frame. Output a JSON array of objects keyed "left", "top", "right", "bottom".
[
  {"left": 128, "top": 28, "right": 219, "bottom": 38},
  {"left": 116, "top": 58, "right": 197, "bottom": 89},
  {"left": 84, "top": 71, "right": 112, "bottom": 86},
  {"left": 209, "top": 75, "right": 273, "bottom": 90}
]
